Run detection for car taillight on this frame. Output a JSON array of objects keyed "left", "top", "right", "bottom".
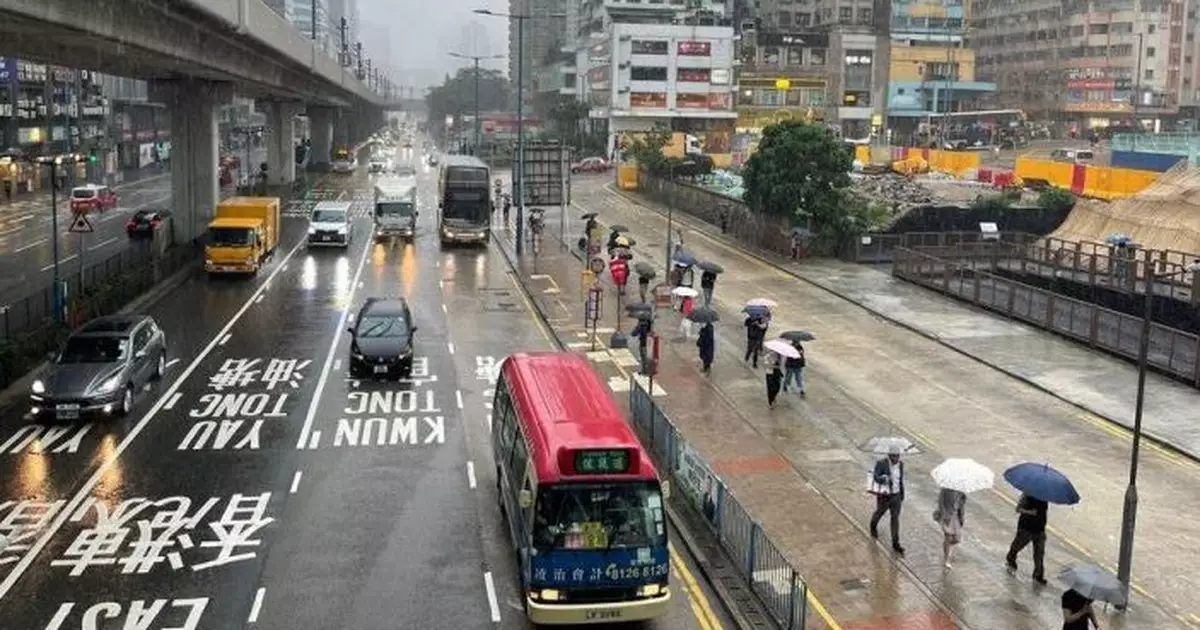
[
  {"left": 151, "top": 217, "right": 161, "bottom": 224},
  {"left": 126, "top": 218, "right": 136, "bottom": 228}
]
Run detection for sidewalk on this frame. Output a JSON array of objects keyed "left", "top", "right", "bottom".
[{"left": 548, "top": 181, "right": 1200, "bottom": 629}]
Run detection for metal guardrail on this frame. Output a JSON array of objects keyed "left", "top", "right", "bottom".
[
  {"left": 893, "top": 247, "right": 1200, "bottom": 387},
  {"left": 628, "top": 377, "right": 809, "bottom": 629}
]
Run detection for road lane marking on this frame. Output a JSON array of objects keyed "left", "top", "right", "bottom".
[
  {"left": 669, "top": 544, "right": 723, "bottom": 630},
  {"left": 466, "top": 461, "right": 477, "bottom": 489},
  {"left": 289, "top": 471, "right": 303, "bottom": 494},
  {"left": 506, "top": 271, "right": 554, "bottom": 345},
  {"left": 0, "top": 234, "right": 307, "bottom": 600},
  {"left": 441, "top": 302, "right": 448, "bottom": 313},
  {"left": 483, "top": 571, "right": 501, "bottom": 622},
  {"left": 456, "top": 389, "right": 464, "bottom": 409},
  {"left": 254, "top": 294, "right": 265, "bottom": 304},
  {"left": 218, "top": 334, "right": 232, "bottom": 346},
  {"left": 248, "top": 587, "right": 266, "bottom": 623},
  {"left": 14, "top": 238, "right": 47, "bottom": 253},
  {"left": 307, "top": 430, "right": 321, "bottom": 449},
  {"left": 447, "top": 341, "right": 455, "bottom": 355},
  {"left": 163, "top": 392, "right": 182, "bottom": 411},
  {"left": 295, "top": 240, "right": 374, "bottom": 450},
  {"left": 40, "top": 253, "right": 76, "bottom": 272},
  {"left": 333, "top": 358, "right": 342, "bottom": 371},
  {"left": 165, "top": 358, "right": 180, "bottom": 369}
]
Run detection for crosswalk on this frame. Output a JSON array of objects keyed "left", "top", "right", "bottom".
[
  {"left": 283, "top": 197, "right": 375, "bottom": 219},
  {"left": 563, "top": 336, "right": 668, "bottom": 397}
]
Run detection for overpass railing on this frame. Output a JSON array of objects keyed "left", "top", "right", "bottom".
[{"left": 893, "top": 247, "right": 1200, "bottom": 387}]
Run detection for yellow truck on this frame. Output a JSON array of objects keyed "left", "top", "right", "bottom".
[{"left": 204, "top": 197, "right": 281, "bottom": 275}]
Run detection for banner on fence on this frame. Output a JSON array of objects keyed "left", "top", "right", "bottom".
[{"left": 676, "top": 441, "right": 719, "bottom": 524}]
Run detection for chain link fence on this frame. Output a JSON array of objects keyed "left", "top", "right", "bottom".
[{"left": 629, "top": 377, "right": 809, "bottom": 629}]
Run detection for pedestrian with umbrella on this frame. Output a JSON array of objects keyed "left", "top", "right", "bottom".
[
  {"left": 1003, "top": 462, "right": 1080, "bottom": 585},
  {"left": 697, "top": 260, "right": 723, "bottom": 307},
  {"left": 930, "top": 458, "right": 993, "bottom": 568},
  {"left": 690, "top": 307, "right": 719, "bottom": 373},
  {"left": 1060, "top": 564, "right": 1122, "bottom": 628},
  {"left": 743, "top": 306, "right": 770, "bottom": 369},
  {"left": 764, "top": 346, "right": 783, "bottom": 407},
  {"left": 861, "top": 437, "right": 918, "bottom": 555},
  {"left": 634, "top": 262, "right": 656, "bottom": 302},
  {"left": 673, "top": 286, "right": 699, "bottom": 339}
]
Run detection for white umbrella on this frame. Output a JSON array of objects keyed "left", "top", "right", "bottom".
[
  {"left": 671, "top": 286, "right": 699, "bottom": 297},
  {"left": 859, "top": 436, "right": 921, "bottom": 455},
  {"left": 764, "top": 339, "right": 800, "bottom": 359},
  {"left": 931, "top": 458, "right": 995, "bottom": 494},
  {"left": 746, "top": 298, "right": 777, "bottom": 308}
]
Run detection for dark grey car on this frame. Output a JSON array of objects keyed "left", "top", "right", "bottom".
[
  {"left": 348, "top": 298, "right": 417, "bottom": 379},
  {"left": 30, "top": 314, "right": 168, "bottom": 420}
]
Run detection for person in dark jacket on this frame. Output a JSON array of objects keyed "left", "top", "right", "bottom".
[
  {"left": 697, "top": 323, "right": 715, "bottom": 373},
  {"left": 782, "top": 342, "right": 806, "bottom": 396},
  {"left": 1006, "top": 493, "right": 1049, "bottom": 584},
  {"left": 765, "top": 351, "right": 783, "bottom": 407},
  {"left": 869, "top": 446, "right": 906, "bottom": 555},
  {"left": 700, "top": 270, "right": 717, "bottom": 307},
  {"left": 743, "top": 315, "right": 768, "bottom": 368}
]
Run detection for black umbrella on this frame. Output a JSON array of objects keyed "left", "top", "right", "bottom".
[
  {"left": 697, "top": 260, "right": 724, "bottom": 274},
  {"left": 634, "top": 262, "right": 657, "bottom": 277},
  {"left": 687, "top": 307, "right": 720, "bottom": 324},
  {"left": 780, "top": 330, "right": 816, "bottom": 342},
  {"left": 625, "top": 302, "right": 653, "bottom": 314},
  {"left": 673, "top": 250, "right": 698, "bottom": 267},
  {"left": 609, "top": 224, "right": 630, "bottom": 233},
  {"left": 580, "top": 212, "right": 598, "bottom": 220},
  {"left": 612, "top": 247, "right": 633, "bottom": 259},
  {"left": 0, "top": 147, "right": 25, "bottom": 160}
]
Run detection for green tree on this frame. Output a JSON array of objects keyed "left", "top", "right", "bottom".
[
  {"left": 1037, "top": 187, "right": 1076, "bottom": 213},
  {"left": 742, "top": 122, "right": 854, "bottom": 237},
  {"left": 549, "top": 95, "right": 591, "bottom": 145},
  {"left": 621, "top": 123, "right": 673, "bottom": 175},
  {"left": 425, "top": 68, "right": 511, "bottom": 142}
]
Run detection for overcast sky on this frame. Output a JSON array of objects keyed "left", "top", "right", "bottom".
[{"left": 357, "top": 0, "right": 511, "bottom": 92}]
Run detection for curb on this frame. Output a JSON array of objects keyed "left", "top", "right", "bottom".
[
  {"left": 491, "top": 233, "right": 763, "bottom": 630},
  {"left": 607, "top": 185, "right": 1200, "bottom": 465}
]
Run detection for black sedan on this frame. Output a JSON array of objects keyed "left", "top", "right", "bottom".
[
  {"left": 348, "top": 297, "right": 417, "bottom": 379},
  {"left": 126, "top": 209, "right": 171, "bottom": 238}
]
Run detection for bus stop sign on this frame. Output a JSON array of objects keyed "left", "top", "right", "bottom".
[{"left": 588, "top": 256, "right": 606, "bottom": 275}]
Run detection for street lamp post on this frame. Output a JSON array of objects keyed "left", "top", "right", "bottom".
[
  {"left": 449, "top": 52, "right": 505, "bottom": 157},
  {"left": 1116, "top": 256, "right": 1200, "bottom": 603},
  {"left": 474, "top": 8, "right": 565, "bottom": 256},
  {"left": 663, "top": 160, "right": 695, "bottom": 278}
]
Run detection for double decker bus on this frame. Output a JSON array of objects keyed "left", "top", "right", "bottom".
[
  {"left": 492, "top": 352, "right": 672, "bottom": 625},
  {"left": 437, "top": 154, "right": 491, "bottom": 245}
]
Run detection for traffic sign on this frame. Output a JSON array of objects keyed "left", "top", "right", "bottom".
[
  {"left": 68, "top": 213, "right": 94, "bottom": 233},
  {"left": 653, "top": 282, "right": 672, "bottom": 308},
  {"left": 588, "top": 256, "right": 606, "bottom": 274}
]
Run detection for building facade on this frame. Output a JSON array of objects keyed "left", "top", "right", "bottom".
[
  {"left": 281, "top": 0, "right": 357, "bottom": 55},
  {"left": 509, "top": 0, "right": 568, "bottom": 110},
  {"left": 972, "top": 0, "right": 1185, "bottom": 131}
]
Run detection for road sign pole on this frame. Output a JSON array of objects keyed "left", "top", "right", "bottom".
[
  {"left": 78, "top": 232, "right": 85, "bottom": 293},
  {"left": 50, "top": 163, "right": 63, "bottom": 325}
]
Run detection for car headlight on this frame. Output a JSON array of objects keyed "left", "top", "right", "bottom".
[
  {"left": 638, "top": 583, "right": 664, "bottom": 597},
  {"left": 31, "top": 379, "right": 45, "bottom": 394},
  {"left": 94, "top": 376, "right": 121, "bottom": 394},
  {"left": 337, "top": 226, "right": 348, "bottom": 234},
  {"left": 308, "top": 226, "right": 316, "bottom": 235}
]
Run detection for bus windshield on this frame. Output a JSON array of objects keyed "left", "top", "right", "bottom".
[
  {"left": 376, "top": 201, "right": 414, "bottom": 217},
  {"left": 533, "top": 482, "right": 666, "bottom": 551}
]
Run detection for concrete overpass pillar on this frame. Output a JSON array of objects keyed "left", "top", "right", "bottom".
[
  {"left": 333, "top": 110, "right": 351, "bottom": 150},
  {"left": 307, "top": 106, "right": 335, "bottom": 172},
  {"left": 260, "top": 100, "right": 301, "bottom": 186},
  {"left": 149, "top": 79, "right": 232, "bottom": 246}
]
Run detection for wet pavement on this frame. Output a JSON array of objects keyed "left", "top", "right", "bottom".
[
  {"left": 523, "top": 176, "right": 1200, "bottom": 629},
  {"left": 0, "top": 150, "right": 266, "bottom": 299},
  {"left": 0, "top": 152, "right": 727, "bottom": 629}
]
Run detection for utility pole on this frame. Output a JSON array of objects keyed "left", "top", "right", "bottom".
[
  {"left": 339, "top": 17, "right": 349, "bottom": 66},
  {"left": 450, "top": 52, "right": 505, "bottom": 155},
  {"left": 516, "top": 13, "right": 526, "bottom": 255},
  {"left": 310, "top": 0, "right": 318, "bottom": 41},
  {"left": 356, "top": 43, "right": 364, "bottom": 80}
]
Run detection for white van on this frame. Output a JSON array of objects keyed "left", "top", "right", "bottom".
[
  {"left": 1050, "top": 148, "right": 1095, "bottom": 163},
  {"left": 308, "top": 201, "right": 354, "bottom": 247},
  {"left": 373, "top": 179, "right": 418, "bottom": 239}
]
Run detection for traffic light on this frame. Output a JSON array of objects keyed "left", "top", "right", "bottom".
[
  {"left": 87, "top": 150, "right": 99, "bottom": 165},
  {"left": 294, "top": 144, "right": 307, "bottom": 165}
]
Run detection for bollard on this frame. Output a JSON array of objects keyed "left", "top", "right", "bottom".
[{"left": 746, "top": 522, "right": 760, "bottom": 586}]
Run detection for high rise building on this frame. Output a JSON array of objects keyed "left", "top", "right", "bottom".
[
  {"left": 972, "top": 0, "right": 1185, "bottom": 131},
  {"left": 284, "top": 0, "right": 336, "bottom": 53},
  {"left": 509, "top": 0, "right": 568, "bottom": 110}
]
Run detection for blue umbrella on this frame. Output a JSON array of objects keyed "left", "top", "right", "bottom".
[
  {"left": 742, "top": 305, "right": 770, "bottom": 316},
  {"left": 1003, "top": 462, "right": 1081, "bottom": 505},
  {"left": 673, "top": 250, "right": 698, "bottom": 267}
]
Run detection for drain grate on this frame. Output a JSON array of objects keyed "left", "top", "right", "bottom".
[{"left": 840, "top": 578, "right": 869, "bottom": 591}]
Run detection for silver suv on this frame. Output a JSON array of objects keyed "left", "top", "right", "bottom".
[{"left": 30, "top": 314, "right": 168, "bottom": 420}]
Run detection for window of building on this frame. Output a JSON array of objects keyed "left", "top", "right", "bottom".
[
  {"left": 797, "top": 12, "right": 811, "bottom": 26},
  {"left": 787, "top": 47, "right": 803, "bottom": 65},
  {"left": 677, "top": 68, "right": 712, "bottom": 82},
  {"left": 677, "top": 93, "right": 710, "bottom": 108},
  {"left": 738, "top": 88, "right": 754, "bottom": 106},
  {"left": 711, "top": 69, "right": 730, "bottom": 84},
  {"left": 1146, "top": 46, "right": 1156, "bottom": 57},
  {"left": 1148, "top": 24, "right": 1156, "bottom": 33},
  {"left": 857, "top": 8, "right": 873, "bottom": 23},
  {"left": 631, "top": 66, "right": 668, "bottom": 81},
  {"left": 707, "top": 93, "right": 732, "bottom": 109},
  {"left": 762, "top": 46, "right": 781, "bottom": 64},
  {"left": 630, "top": 92, "right": 667, "bottom": 107},
  {"left": 838, "top": 6, "right": 852, "bottom": 21},
  {"left": 678, "top": 41, "right": 711, "bottom": 56},
  {"left": 778, "top": 11, "right": 792, "bottom": 26},
  {"left": 758, "top": 88, "right": 783, "bottom": 106},
  {"left": 810, "top": 48, "right": 826, "bottom": 65},
  {"left": 631, "top": 40, "right": 668, "bottom": 55},
  {"left": 1145, "top": 69, "right": 1154, "bottom": 79}
]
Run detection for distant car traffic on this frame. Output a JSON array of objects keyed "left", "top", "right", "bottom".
[
  {"left": 70, "top": 184, "right": 118, "bottom": 213},
  {"left": 348, "top": 297, "right": 416, "bottom": 379},
  {"left": 331, "top": 158, "right": 357, "bottom": 173},
  {"left": 126, "top": 209, "right": 171, "bottom": 238},
  {"left": 428, "top": 154, "right": 439, "bottom": 166},
  {"left": 394, "top": 165, "right": 417, "bottom": 177},
  {"left": 570, "top": 157, "right": 612, "bottom": 174},
  {"left": 31, "top": 314, "right": 168, "bottom": 419},
  {"left": 368, "top": 157, "right": 390, "bottom": 173}
]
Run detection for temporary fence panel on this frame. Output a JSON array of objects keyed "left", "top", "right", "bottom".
[{"left": 628, "top": 379, "right": 809, "bottom": 629}]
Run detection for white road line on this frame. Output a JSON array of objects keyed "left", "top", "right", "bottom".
[
  {"left": 438, "top": 279, "right": 443, "bottom": 288},
  {"left": 254, "top": 294, "right": 265, "bottom": 303},
  {"left": 248, "top": 587, "right": 266, "bottom": 623},
  {"left": 456, "top": 389, "right": 464, "bottom": 409},
  {"left": 13, "top": 238, "right": 47, "bottom": 253},
  {"left": 86, "top": 236, "right": 119, "bottom": 252},
  {"left": 447, "top": 342, "right": 455, "bottom": 355},
  {"left": 164, "top": 358, "right": 180, "bottom": 369},
  {"left": 295, "top": 240, "right": 373, "bottom": 450},
  {"left": 218, "top": 334, "right": 232, "bottom": 346},
  {"left": 40, "top": 253, "right": 76, "bottom": 272},
  {"left": 289, "top": 471, "right": 303, "bottom": 494},
  {"left": 486, "top": 412, "right": 492, "bottom": 431},
  {"left": 333, "top": 358, "right": 342, "bottom": 371},
  {"left": 281, "top": 264, "right": 289, "bottom": 271},
  {"left": 483, "top": 572, "right": 501, "bottom": 622},
  {"left": 0, "top": 235, "right": 307, "bottom": 600},
  {"left": 307, "top": 430, "right": 321, "bottom": 449},
  {"left": 162, "top": 392, "right": 182, "bottom": 411},
  {"left": 441, "top": 303, "right": 448, "bottom": 313},
  {"left": 466, "top": 461, "right": 477, "bottom": 489}
]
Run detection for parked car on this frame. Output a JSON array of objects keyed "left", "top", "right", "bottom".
[
  {"left": 30, "top": 314, "right": 168, "bottom": 419},
  {"left": 570, "top": 157, "right": 612, "bottom": 174},
  {"left": 70, "top": 184, "right": 118, "bottom": 213},
  {"left": 332, "top": 157, "right": 357, "bottom": 173},
  {"left": 348, "top": 297, "right": 416, "bottom": 379},
  {"left": 126, "top": 209, "right": 171, "bottom": 238}
]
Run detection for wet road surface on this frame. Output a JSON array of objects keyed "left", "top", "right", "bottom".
[
  {"left": 0, "top": 150, "right": 266, "bottom": 300},
  {"left": 0, "top": 150, "right": 730, "bottom": 629}
]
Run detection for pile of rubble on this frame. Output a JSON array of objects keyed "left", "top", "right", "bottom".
[{"left": 850, "top": 173, "right": 937, "bottom": 209}]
